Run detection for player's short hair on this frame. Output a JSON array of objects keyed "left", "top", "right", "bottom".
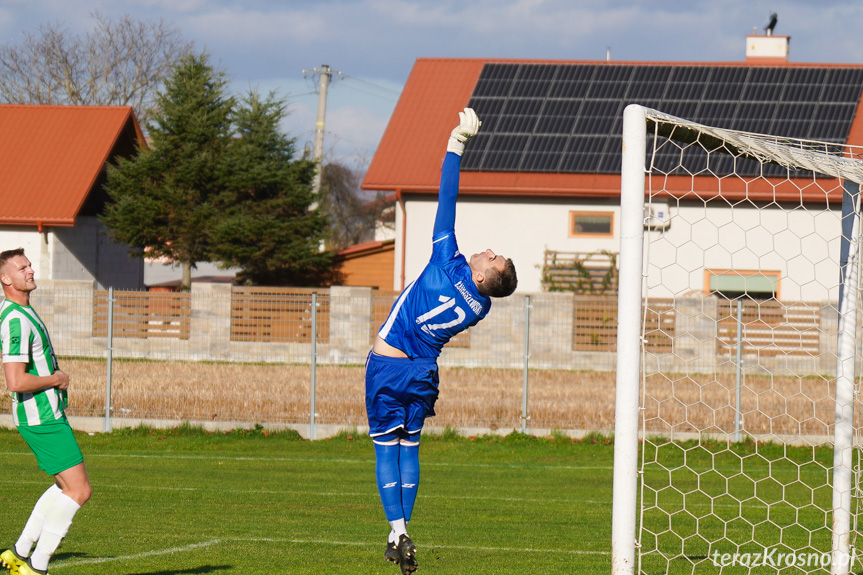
[
  {"left": 0, "top": 248, "right": 25, "bottom": 271},
  {"left": 480, "top": 258, "right": 518, "bottom": 298}
]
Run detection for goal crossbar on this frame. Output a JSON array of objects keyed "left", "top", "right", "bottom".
[{"left": 644, "top": 107, "right": 863, "bottom": 185}]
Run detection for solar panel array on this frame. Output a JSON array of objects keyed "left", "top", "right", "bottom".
[{"left": 462, "top": 63, "right": 863, "bottom": 176}]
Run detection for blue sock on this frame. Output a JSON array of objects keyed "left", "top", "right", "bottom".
[
  {"left": 399, "top": 436, "right": 421, "bottom": 522},
  {"left": 374, "top": 441, "right": 403, "bottom": 522}
]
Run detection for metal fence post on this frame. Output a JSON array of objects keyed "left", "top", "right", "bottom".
[
  {"left": 309, "top": 291, "right": 318, "bottom": 440},
  {"left": 521, "top": 294, "right": 531, "bottom": 434},
  {"left": 104, "top": 287, "right": 114, "bottom": 433}
]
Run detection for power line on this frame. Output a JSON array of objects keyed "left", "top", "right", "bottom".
[
  {"left": 339, "top": 73, "right": 402, "bottom": 96},
  {"left": 300, "top": 70, "right": 400, "bottom": 102},
  {"left": 286, "top": 90, "right": 320, "bottom": 98},
  {"left": 339, "top": 82, "right": 400, "bottom": 103}
]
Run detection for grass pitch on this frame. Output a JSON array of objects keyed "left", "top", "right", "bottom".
[{"left": 0, "top": 426, "right": 613, "bottom": 575}]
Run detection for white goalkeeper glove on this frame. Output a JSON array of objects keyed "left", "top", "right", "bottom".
[{"left": 446, "top": 107, "right": 482, "bottom": 156}]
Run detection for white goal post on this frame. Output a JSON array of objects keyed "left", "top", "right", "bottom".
[{"left": 613, "top": 104, "right": 863, "bottom": 575}]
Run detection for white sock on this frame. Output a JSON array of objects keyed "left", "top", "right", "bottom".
[
  {"left": 388, "top": 518, "right": 407, "bottom": 542},
  {"left": 15, "top": 485, "right": 61, "bottom": 558},
  {"left": 29, "top": 492, "right": 81, "bottom": 571}
]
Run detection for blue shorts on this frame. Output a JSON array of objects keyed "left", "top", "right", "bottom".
[{"left": 365, "top": 352, "right": 439, "bottom": 438}]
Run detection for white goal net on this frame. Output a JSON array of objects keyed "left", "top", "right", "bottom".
[{"left": 613, "top": 104, "right": 863, "bottom": 575}]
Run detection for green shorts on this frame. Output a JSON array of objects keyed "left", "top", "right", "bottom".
[{"left": 17, "top": 419, "right": 84, "bottom": 476}]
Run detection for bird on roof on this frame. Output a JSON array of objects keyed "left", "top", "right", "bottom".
[{"left": 765, "top": 12, "right": 778, "bottom": 35}]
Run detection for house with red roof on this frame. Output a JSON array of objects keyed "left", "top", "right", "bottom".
[
  {"left": 0, "top": 105, "right": 146, "bottom": 289},
  {"left": 362, "top": 35, "right": 863, "bottom": 297},
  {"left": 336, "top": 238, "right": 395, "bottom": 290}
]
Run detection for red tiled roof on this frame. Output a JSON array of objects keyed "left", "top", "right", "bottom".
[
  {"left": 0, "top": 104, "right": 144, "bottom": 226},
  {"left": 363, "top": 59, "right": 485, "bottom": 194},
  {"left": 363, "top": 58, "right": 863, "bottom": 203}
]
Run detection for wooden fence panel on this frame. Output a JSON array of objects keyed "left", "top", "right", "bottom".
[
  {"left": 572, "top": 295, "right": 618, "bottom": 351},
  {"left": 644, "top": 299, "right": 675, "bottom": 354},
  {"left": 93, "top": 291, "right": 191, "bottom": 339},
  {"left": 571, "top": 296, "right": 674, "bottom": 353},
  {"left": 716, "top": 299, "right": 821, "bottom": 357},
  {"left": 230, "top": 287, "right": 330, "bottom": 343}
]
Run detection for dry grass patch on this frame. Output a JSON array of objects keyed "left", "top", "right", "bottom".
[{"left": 0, "top": 359, "right": 845, "bottom": 436}]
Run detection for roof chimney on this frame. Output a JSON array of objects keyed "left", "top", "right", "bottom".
[
  {"left": 746, "top": 12, "right": 789, "bottom": 63},
  {"left": 746, "top": 35, "right": 790, "bottom": 62}
]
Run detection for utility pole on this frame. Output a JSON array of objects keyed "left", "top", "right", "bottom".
[{"left": 301, "top": 64, "right": 337, "bottom": 196}]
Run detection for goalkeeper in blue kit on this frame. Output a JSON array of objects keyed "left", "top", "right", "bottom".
[{"left": 365, "top": 108, "right": 518, "bottom": 574}]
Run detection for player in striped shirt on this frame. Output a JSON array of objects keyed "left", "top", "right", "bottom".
[
  {"left": 366, "top": 108, "right": 518, "bottom": 574},
  {"left": 0, "top": 248, "right": 91, "bottom": 575}
]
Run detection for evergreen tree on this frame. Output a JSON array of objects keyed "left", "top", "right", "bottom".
[
  {"left": 210, "top": 90, "right": 336, "bottom": 286},
  {"left": 101, "top": 52, "right": 234, "bottom": 290}
]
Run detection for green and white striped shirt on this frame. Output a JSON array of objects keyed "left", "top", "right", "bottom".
[{"left": 0, "top": 299, "right": 66, "bottom": 426}]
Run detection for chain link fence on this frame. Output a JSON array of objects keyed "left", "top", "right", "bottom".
[{"left": 0, "top": 282, "right": 840, "bottom": 438}]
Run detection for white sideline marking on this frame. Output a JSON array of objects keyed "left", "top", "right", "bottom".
[
  {"left": 233, "top": 536, "right": 610, "bottom": 555},
  {"left": 51, "top": 539, "right": 222, "bottom": 568},
  {"left": 4, "top": 449, "right": 823, "bottom": 477},
  {"left": 7, "top": 471, "right": 797, "bottom": 511},
  {"left": 0, "top": 476, "right": 592, "bottom": 505},
  {"left": 0, "top": 449, "right": 613, "bottom": 470},
  {"left": 49, "top": 536, "right": 608, "bottom": 570},
  {"left": 84, "top": 452, "right": 615, "bottom": 471}
]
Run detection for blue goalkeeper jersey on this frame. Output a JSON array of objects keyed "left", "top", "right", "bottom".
[{"left": 377, "top": 152, "right": 491, "bottom": 359}]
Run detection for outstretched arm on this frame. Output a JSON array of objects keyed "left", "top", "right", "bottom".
[{"left": 433, "top": 108, "right": 481, "bottom": 236}]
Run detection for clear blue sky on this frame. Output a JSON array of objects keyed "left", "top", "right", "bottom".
[{"left": 2, "top": 0, "right": 861, "bottom": 171}]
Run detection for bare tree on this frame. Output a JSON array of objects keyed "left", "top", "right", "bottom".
[
  {"left": 0, "top": 11, "right": 192, "bottom": 124},
  {"left": 320, "top": 162, "right": 392, "bottom": 250}
]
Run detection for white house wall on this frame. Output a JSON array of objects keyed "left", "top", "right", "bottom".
[
  {"left": 0, "top": 220, "right": 143, "bottom": 290},
  {"left": 400, "top": 196, "right": 620, "bottom": 293},
  {"left": 646, "top": 201, "right": 842, "bottom": 302},
  {"left": 398, "top": 196, "right": 844, "bottom": 302},
  {"left": 0, "top": 229, "right": 49, "bottom": 278}
]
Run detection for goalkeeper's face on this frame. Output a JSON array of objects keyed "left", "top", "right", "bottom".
[{"left": 469, "top": 249, "right": 506, "bottom": 279}]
